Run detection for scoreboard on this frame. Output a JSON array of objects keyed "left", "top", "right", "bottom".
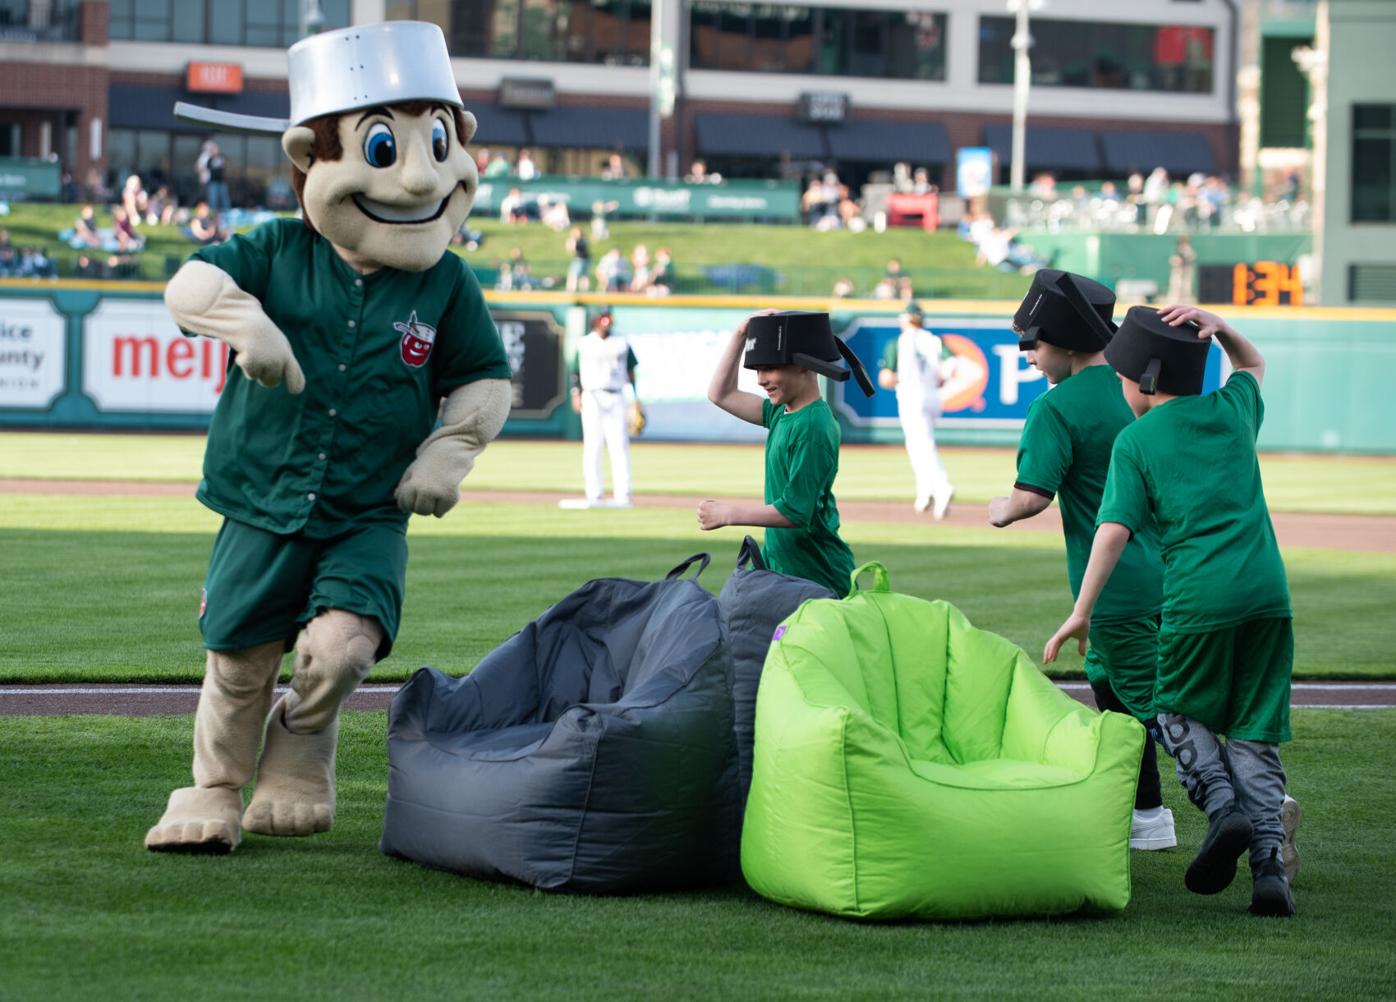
[{"left": 1198, "top": 261, "right": 1304, "bottom": 306}]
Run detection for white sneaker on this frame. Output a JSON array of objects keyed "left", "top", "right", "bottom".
[
  {"left": 932, "top": 487, "right": 955, "bottom": 520},
  {"left": 1281, "top": 794, "right": 1301, "bottom": 884},
  {"left": 611, "top": 496, "right": 634, "bottom": 509},
  {"left": 914, "top": 494, "right": 932, "bottom": 514},
  {"left": 1130, "top": 806, "right": 1177, "bottom": 850},
  {"left": 558, "top": 497, "right": 598, "bottom": 510}
]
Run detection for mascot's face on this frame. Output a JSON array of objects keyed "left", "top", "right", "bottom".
[{"left": 286, "top": 103, "right": 478, "bottom": 272}]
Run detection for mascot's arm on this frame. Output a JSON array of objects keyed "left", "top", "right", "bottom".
[
  {"left": 395, "top": 378, "right": 512, "bottom": 518},
  {"left": 165, "top": 260, "right": 306, "bottom": 393}
]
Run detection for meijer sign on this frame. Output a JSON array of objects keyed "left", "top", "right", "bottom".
[{"left": 83, "top": 300, "right": 228, "bottom": 413}]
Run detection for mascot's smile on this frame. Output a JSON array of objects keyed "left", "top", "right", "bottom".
[{"left": 352, "top": 194, "right": 450, "bottom": 225}]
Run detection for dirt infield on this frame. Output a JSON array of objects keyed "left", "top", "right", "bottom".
[
  {"left": 2, "top": 681, "right": 1393, "bottom": 717},
  {"left": 3, "top": 479, "right": 1394, "bottom": 553}
]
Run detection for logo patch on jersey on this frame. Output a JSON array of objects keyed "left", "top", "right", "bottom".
[{"left": 394, "top": 311, "right": 437, "bottom": 367}]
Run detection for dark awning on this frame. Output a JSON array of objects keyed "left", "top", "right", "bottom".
[
  {"left": 1100, "top": 130, "right": 1216, "bottom": 175},
  {"left": 694, "top": 113, "right": 828, "bottom": 159},
  {"left": 983, "top": 124, "right": 1101, "bottom": 171},
  {"left": 469, "top": 104, "right": 530, "bottom": 147},
  {"left": 529, "top": 106, "right": 648, "bottom": 152},
  {"left": 110, "top": 84, "right": 288, "bottom": 133},
  {"left": 825, "top": 119, "right": 950, "bottom": 165}
]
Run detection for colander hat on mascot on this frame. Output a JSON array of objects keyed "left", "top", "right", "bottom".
[{"left": 175, "top": 20, "right": 478, "bottom": 273}]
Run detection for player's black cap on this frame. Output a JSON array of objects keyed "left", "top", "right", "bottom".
[
  {"left": 1104, "top": 306, "right": 1209, "bottom": 396},
  {"left": 742, "top": 311, "right": 875, "bottom": 397},
  {"left": 1013, "top": 269, "right": 1116, "bottom": 352}
]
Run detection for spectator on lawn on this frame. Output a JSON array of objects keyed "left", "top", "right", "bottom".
[
  {"left": 566, "top": 225, "right": 591, "bottom": 292},
  {"left": 596, "top": 246, "right": 631, "bottom": 292},
  {"left": 71, "top": 205, "right": 103, "bottom": 249},
  {"left": 183, "top": 201, "right": 223, "bottom": 245},
  {"left": 112, "top": 206, "right": 144, "bottom": 253},
  {"left": 122, "top": 175, "right": 150, "bottom": 228},
  {"left": 515, "top": 148, "right": 539, "bottom": 181}
]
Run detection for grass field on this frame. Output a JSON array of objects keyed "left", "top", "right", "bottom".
[
  {"left": 2, "top": 432, "right": 1395, "bottom": 998},
  {"left": 2, "top": 710, "right": 1393, "bottom": 999}
]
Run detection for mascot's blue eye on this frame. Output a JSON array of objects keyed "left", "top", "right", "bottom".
[
  {"left": 363, "top": 123, "right": 396, "bottom": 168},
  {"left": 431, "top": 119, "right": 449, "bottom": 162}
]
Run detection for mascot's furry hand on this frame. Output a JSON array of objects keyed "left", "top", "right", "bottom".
[
  {"left": 165, "top": 260, "right": 306, "bottom": 393},
  {"left": 628, "top": 401, "right": 647, "bottom": 436},
  {"left": 395, "top": 378, "right": 512, "bottom": 517}
]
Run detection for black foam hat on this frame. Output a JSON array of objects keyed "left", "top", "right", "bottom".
[
  {"left": 1104, "top": 306, "right": 1209, "bottom": 396},
  {"left": 743, "top": 311, "right": 875, "bottom": 397},
  {"left": 1013, "top": 269, "right": 1117, "bottom": 352}
]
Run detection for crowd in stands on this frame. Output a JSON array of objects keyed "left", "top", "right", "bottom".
[
  {"left": 0, "top": 229, "right": 58, "bottom": 279},
  {"left": 1003, "top": 168, "right": 1310, "bottom": 234}
]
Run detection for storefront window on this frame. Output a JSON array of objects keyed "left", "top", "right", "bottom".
[
  {"left": 1352, "top": 104, "right": 1395, "bottom": 223},
  {"left": 110, "top": 0, "right": 351, "bottom": 47},
  {"left": 691, "top": 3, "right": 945, "bottom": 80},
  {"left": 978, "top": 17, "right": 1214, "bottom": 94}
]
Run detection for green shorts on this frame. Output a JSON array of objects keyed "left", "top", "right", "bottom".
[
  {"left": 199, "top": 518, "right": 407, "bottom": 660},
  {"left": 1155, "top": 618, "right": 1293, "bottom": 743},
  {"left": 1085, "top": 616, "right": 1160, "bottom": 722}
]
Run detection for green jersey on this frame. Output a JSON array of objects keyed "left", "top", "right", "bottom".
[
  {"left": 189, "top": 218, "right": 512, "bottom": 538},
  {"left": 1098, "top": 370, "right": 1291, "bottom": 633},
  {"left": 761, "top": 398, "right": 855, "bottom": 597},
  {"left": 1015, "top": 364, "right": 1163, "bottom": 624}
]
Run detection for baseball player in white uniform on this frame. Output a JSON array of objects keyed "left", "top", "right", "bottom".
[
  {"left": 570, "top": 307, "right": 641, "bottom": 507},
  {"left": 878, "top": 302, "right": 956, "bottom": 518}
]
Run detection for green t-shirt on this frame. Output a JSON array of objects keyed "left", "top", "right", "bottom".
[
  {"left": 1098, "top": 370, "right": 1291, "bottom": 633},
  {"left": 761, "top": 398, "right": 855, "bottom": 596},
  {"left": 1015, "top": 364, "right": 1163, "bottom": 624},
  {"left": 189, "top": 218, "right": 513, "bottom": 538}
]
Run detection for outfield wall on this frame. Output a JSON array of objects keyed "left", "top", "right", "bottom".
[{"left": 2, "top": 282, "right": 1393, "bottom": 454}]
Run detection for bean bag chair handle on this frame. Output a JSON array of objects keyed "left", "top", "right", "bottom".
[
  {"left": 735, "top": 535, "right": 767, "bottom": 571},
  {"left": 849, "top": 561, "right": 890, "bottom": 595},
  {"left": 666, "top": 552, "right": 712, "bottom": 581}
]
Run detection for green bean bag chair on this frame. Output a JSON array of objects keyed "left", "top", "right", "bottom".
[{"left": 741, "top": 564, "right": 1145, "bottom": 920}]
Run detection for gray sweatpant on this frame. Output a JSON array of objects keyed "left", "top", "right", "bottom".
[{"left": 1157, "top": 712, "right": 1287, "bottom": 869}]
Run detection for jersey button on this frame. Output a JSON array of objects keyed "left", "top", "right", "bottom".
[
  {"left": 328, "top": 407, "right": 337, "bottom": 417},
  {"left": 347, "top": 319, "right": 356, "bottom": 328},
  {"left": 338, "top": 363, "right": 347, "bottom": 372},
  {"left": 354, "top": 278, "right": 363, "bottom": 287},
  {"left": 307, "top": 492, "right": 317, "bottom": 501},
  {"left": 317, "top": 452, "right": 327, "bottom": 461}
]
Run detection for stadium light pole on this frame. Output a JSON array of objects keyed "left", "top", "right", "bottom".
[
  {"left": 1007, "top": 0, "right": 1042, "bottom": 192},
  {"left": 299, "top": 0, "right": 324, "bottom": 39},
  {"left": 648, "top": 3, "right": 677, "bottom": 179}
]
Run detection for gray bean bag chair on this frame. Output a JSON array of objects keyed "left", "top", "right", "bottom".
[
  {"left": 380, "top": 554, "right": 739, "bottom": 892},
  {"left": 717, "top": 536, "right": 835, "bottom": 809}
]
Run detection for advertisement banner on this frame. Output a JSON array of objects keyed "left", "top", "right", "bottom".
[
  {"left": 83, "top": 299, "right": 229, "bottom": 413},
  {"left": 473, "top": 178, "right": 800, "bottom": 222},
  {"left": 833, "top": 316, "right": 1224, "bottom": 429},
  {"left": 0, "top": 297, "right": 66, "bottom": 409}
]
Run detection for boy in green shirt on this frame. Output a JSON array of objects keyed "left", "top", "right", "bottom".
[
  {"left": 1045, "top": 304, "right": 1298, "bottom": 918},
  {"left": 700, "top": 310, "right": 873, "bottom": 596},
  {"left": 989, "top": 270, "right": 1174, "bottom": 852}
]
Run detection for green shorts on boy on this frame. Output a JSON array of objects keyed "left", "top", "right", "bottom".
[
  {"left": 1046, "top": 304, "right": 1297, "bottom": 917},
  {"left": 700, "top": 311, "right": 873, "bottom": 596}
]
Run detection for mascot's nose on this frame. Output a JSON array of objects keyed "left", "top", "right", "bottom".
[{"left": 398, "top": 135, "right": 439, "bottom": 197}]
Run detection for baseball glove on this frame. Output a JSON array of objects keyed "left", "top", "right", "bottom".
[{"left": 628, "top": 402, "right": 647, "bottom": 436}]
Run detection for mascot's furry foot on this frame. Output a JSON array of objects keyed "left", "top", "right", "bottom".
[
  {"left": 145, "top": 786, "right": 243, "bottom": 854},
  {"left": 242, "top": 697, "right": 337, "bottom": 837}
]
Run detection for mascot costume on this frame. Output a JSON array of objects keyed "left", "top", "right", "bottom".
[{"left": 146, "top": 21, "right": 512, "bottom": 853}]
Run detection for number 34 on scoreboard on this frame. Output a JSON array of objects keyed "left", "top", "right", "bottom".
[{"left": 1230, "top": 260, "right": 1304, "bottom": 306}]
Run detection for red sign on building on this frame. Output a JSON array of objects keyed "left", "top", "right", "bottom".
[{"left": 186, "top": 62, "right": 244, "bottom": 94}]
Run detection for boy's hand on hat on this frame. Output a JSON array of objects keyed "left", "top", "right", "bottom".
[
  {"left": 1158, "top": 304, "right": 1231, "bottom": 341},
  {"left": 1043, "top": 611, "right": 1090, "bottom": 664},
  {"left": 736, "top": 309, "right": 779, "bottom": 337},
  {"left": 696, "top": 500, "right": 729, "bottom": 531}
]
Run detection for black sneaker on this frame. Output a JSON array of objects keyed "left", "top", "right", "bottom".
[
  {"left": 1185, "top": 806, "right": 1253, "bottom": 895},
  {"left": 1250, "top": 848, "right": 1297, "bottom": 917}
]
